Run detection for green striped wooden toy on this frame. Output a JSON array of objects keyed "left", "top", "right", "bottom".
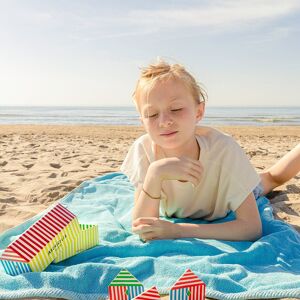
[{"left": 109, "top": 269, "right": 144, "bottom": 299}]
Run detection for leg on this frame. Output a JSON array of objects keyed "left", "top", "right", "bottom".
[{"left": 259, "top": 143, "right": 300, "bottom": 195}]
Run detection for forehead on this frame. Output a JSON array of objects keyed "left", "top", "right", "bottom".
[
  {"left": 139, "top": 78, "right": 191, "bottom": 106},
  {"left": 141, "top": 98, "right": 182, "bottom": 112}
]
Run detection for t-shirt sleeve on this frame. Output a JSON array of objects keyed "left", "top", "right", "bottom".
[
  {"left": 120, "top": 136, "right": 151, "bottom": 188},
  {"left": 220, "top": 138, "right": 260, "bottom": 212}
]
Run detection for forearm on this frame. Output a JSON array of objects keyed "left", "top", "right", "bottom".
[
  {"left": 133, "top": 164, "right": 162, "bottom": 220},
  {"left": 176, "top": 219, "right": 262, "bottom": 241}
]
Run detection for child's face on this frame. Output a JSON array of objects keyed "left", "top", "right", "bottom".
[{"left": 139, "top": 78, "right": 204, "bottom": 150}]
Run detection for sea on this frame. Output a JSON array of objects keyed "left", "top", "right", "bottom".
[{"left": 0, "top": 106, "right": 300, "bottom": 126}]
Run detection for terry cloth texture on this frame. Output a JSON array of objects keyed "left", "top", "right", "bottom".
[{"left": 0, "top": 173, "right": 299, "bottom": 300}]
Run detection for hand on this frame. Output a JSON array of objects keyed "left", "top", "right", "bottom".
[
  {"left": 152, "top": 156, "right": 203, "bottom": 187},
  {"left": 132, "top": 217, "right": 180, "bottom": 241}
]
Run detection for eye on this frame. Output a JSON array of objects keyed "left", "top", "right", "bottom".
[
  {"left": 171, "top": 108, "right": 182, "bottom": 112},
  {"left": 148, "top": 113, "right": 158, "bottom": 118},
  {"left": 143, "top": 112, "right": 158, "bottom": 118}
]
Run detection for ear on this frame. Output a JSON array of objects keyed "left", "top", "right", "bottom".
[{"left": 195, "top": 102, "right": 205, "bottom": 122}]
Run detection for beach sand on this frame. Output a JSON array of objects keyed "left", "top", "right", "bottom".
[{"left": 0, "top": 124, "right": 299, "bottom": 300}]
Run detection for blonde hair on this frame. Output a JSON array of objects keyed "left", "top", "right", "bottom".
[{"left": 133, "top": 59, "right": 207, "bottom": 110}]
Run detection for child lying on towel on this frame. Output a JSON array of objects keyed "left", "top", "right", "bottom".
[{"left": 121, "top": 58, "right": 300, "bottom": 242}]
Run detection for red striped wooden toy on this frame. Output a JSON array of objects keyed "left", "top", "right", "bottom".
[
  {"left": 133, "top": 286, "right": 161, "bottom": 299},
  {"left": 108, "top": 269, "right": 144, "bottom": 300},
  {"left": 0, "top": 203, "right": 99, "bottom": 275},
  {"left": 169, "top": 269, "right": 206, "bottom": 300}
]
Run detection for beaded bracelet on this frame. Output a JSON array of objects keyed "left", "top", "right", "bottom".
[{"left": 142, "top": 187, "right": 161, "bottom": 199}]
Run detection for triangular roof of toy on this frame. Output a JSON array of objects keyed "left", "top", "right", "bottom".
[
  {"left": 0, "top": 247, "right": 28, "bottom": 263},
  {"left": 171, "top": 269, "right": 205, "bottom": 290},
  {"left": 134, "top": 286, "right": 161, "bottom": 299},
  {"left": 109, "top": 269, "right": 143, "bottom": 286}
]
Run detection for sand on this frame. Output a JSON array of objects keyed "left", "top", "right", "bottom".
[{"left": 0, "top": 124, "right": 299, "bottom": 300}]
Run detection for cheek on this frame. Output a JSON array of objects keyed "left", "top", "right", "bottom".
[
  {"left": 179, "top": 110, "right": 189, "bottom": 118},
  {"left": 143, "top": 120, "right": 157, "bottom": 133},
  {"left": 177, "top": 109, "right": 199, "bottom": 128},
  {"left": 176, "top": 109, "right": 194, "bottom": 120}
]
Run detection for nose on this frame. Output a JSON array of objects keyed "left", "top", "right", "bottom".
[{"left": 158, "top": 112, "right": 173, "bottom": 128}]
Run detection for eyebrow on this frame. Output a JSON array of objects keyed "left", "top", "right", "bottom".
[{"left": 142, "top": 97, "right": 181, "bottom": 110}]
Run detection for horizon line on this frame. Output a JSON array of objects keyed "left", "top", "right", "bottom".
[{"left": 1, "top": 105, "right": 300, "bottom": 108}]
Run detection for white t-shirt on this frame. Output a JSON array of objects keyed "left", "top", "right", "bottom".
[{"left": 120, "top": 126, "right": 260, "bottom": 221}]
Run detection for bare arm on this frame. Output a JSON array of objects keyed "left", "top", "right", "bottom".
[
  {"left": 133, "top": 192, "right": 262, "bottom": 242},
  {"left": 133, "top": 156, "right": 203, "bottom": 221},
  {"left": 176, "top": 192, "right": 262, "bottom": 241},
  {"left": 133, "top": 157, "right": 261, "bottom": 242},
  {"left": 132, "top": 163, "right": 162, "bottom": 220}
]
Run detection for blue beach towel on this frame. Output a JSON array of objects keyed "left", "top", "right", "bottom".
[{"left": 0, "top": 172, "right": 300, "bottom": 300}]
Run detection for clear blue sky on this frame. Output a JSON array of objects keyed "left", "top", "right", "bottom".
[{"left": 0, "top": 0, "right": 299, "bottom": 107}]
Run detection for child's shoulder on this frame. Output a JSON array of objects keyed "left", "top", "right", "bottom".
[
  {"left": 196, "top": 126, "right": 246, "bottom": 163},
  {"left": 132, "top": 133, "right": 151, "bottom": 146},
  {"left": 129, "top": 133, "right": 153, "bottom": 154},
  {"left": 196, "top": 126, "right": 236, "bottom": 146}
]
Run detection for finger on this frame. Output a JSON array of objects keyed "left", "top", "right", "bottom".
[
  {"left": 177, "top": 174, "right": 198, "bottom": 187},
  {"left": 188, "top": 167, "right": 203, "bottom": 183},
  {"left": 186, "top": 162, "right": 204, "bottom": 183},
  {"left": 140, "top": 232, "right": 157, "bottom": 242},
  {"left": 132, "top": 217, "right": 157, "bottom": 227},
  {"left": 185, "top": 171, "right": 204, "bottom": 187},
  {"left": 187, "top": 159, "right": 203, "bottom": 175},
  {"left": 132, "top": 224, "right": 153, "bottom": 234},
  {"left": 179, "top": 165, "right": 202, "bottom": 185},
  {"left": 180, "top": 157, "right": 203, "bottom": 175}
]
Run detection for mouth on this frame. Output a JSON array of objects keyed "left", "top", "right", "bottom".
[{"left": 160, "top": 131, "right": 178, "bottom": 137}]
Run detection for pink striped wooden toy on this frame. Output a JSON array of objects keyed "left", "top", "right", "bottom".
[
  {"left": 133, "top": 286, "right": 161, "bottom": 299},
  {"left": 0, "top": 203, "right": 98, "bottom": 275},
  {"left": 169, "top": 269, "right": 206, "bottom": 300}
]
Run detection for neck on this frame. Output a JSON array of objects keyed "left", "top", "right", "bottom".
[{"left": 161, "top": 135, "right": 200, "bottom": 160}]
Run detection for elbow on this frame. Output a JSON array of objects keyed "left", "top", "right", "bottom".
[
  {"left": 238, "top": 218, "right": 262, "bottom": 241},
  {"left": 248, "top": 221, "right": 263, "bottom": 241},
  {"left": 249, "top": 227, "right": 262, "bottom": 241}
]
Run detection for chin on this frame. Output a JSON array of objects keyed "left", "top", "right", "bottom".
[
  {"left": 157, "top": 133, "right": 195, "bottom": 150},
  {"left": 157, "top": 139, "right": 184, "bottom": 150}
]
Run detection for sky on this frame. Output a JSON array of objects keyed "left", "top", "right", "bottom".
[{"left": 0, "top": 0, "right": 299, "bottom": 107}]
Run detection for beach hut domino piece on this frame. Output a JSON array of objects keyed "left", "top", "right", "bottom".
[
  {"left": 53, "top": 223, "right": 99, "bottom": 263},
  {"left": 108, "top": 269, "right": 144, "bottom": 300},
  {"left": 133, "top": 286, "right": 161, "bottom": 299},
  {"left": 0, "top": 203, "right": 76, "bottom": 275},
  {"left": 0, "top": 203, "right": 99, "bottom": 276},
  {"left": 169, "top": 269, "right": 206, "bottom": 300}
]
